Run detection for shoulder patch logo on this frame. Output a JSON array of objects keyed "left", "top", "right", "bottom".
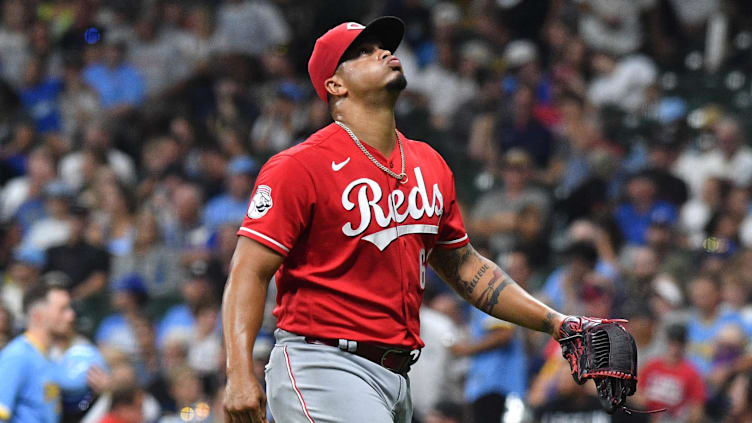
[
  {"left": 346, "top": 22, "right": 365, "bottom": 30},
  {"left": 248, "top": 185, "right": 273, "bottom": 219}
]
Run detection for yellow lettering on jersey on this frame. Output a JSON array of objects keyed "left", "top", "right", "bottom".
[
  {"left": 44, "top": 383, "right": 60, "bottom": 402},
  {"left": 0, "top": 403, "right": 11, "bottom": 420}
]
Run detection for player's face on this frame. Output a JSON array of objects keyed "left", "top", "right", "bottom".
[
  {"left": 46, "top": 289, "right": 76, "bottom": 337},
  {"left": 336, "top": 38, "right": 407, "bottom": 97}
]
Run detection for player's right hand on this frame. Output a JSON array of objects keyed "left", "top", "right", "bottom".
[{"left": 223, "top": 375, "right": 268, "bottom": 423}]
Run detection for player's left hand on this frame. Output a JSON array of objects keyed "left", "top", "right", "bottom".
[{"left": 557, "top": 316, "right": 638, "bottom": 414}]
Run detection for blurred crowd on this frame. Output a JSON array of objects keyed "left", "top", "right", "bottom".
[{"left": 2, "top": 0, "right": 752, "bottom": 422}]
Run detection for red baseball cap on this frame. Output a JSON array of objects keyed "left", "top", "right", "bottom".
[{"left": 308, "top": 16, "right": 405, "bottom": 103}]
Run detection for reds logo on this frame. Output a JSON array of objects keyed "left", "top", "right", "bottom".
[
  {"left": 248, "top": 185, "right": 273, "bottom": 219},
  {"left": 341, "top": 167, "right": 443, "bottom": 250}
]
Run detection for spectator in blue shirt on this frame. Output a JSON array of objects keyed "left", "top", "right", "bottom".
[
  {"left": 160, "top": 183, "right": 211, "bottom": 250},
  {"left": 0, "top": 282, "right": 75, "bottom": 423},
  {"left": 686, "top": 274, "right": 749, "bottom": 377},
  {"left": 19, "top": 56, "right": 63, "bottom": 134},
  {"left": 157, "top": 260, "right": 220, "bottom": 350},
  {"left": 541, "top": 241, "right": 598, "bottom": 316},
  {"left": 615, "top": 173, "right": 677, "bottom": 245},
  {"left": 496, "top": 84, "right": 554, "bottom": 168},
  {"left": 452, "top": 307, "right": 527, "bottom": 423},
  {"left": 96, "top": 274, "right": 149, "bottom": 357},
  {"left": 203, "top": 155, "right": 258, "bottom": 230},
  {"left": 83, "top": 41, "right": 145, "bottom": 111}
]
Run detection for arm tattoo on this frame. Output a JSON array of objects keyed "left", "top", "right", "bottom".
[
  {"left": 445, "top": 245, "right": 474, "bottom": 281},
  {"left": 477, "top": 268, "right": 512, "bottom": 314},
  {"left": 432, "top": 245, "right": 490, "bottom": 296},
  {"left": 431, "top": 245, "right": 475, "bottom": 293},
  {"left": 431, "top": 245, "right": 517, "bottom": 313},
  {"left": 541, "top": 311, "right": 556, "bottom": 335},
  {"left": 465, "top": 263, "right": 489, "bottom": 296}
]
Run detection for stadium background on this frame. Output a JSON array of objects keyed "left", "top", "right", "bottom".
[{"left": 2, "top": 0, "right": 752, "bottom": 422}]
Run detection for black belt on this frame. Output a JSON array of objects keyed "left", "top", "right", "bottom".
[{"left": 304, "top": 337, "right": 421, "bottom": 375}]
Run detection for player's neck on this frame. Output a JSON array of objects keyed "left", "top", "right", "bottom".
[
  {"left": 24, "top": 328, "right": 51, "bottom": 354},
  {"left": 52, "top": 332, "right": 74, "bottom": 350},
  {"left": 334, "top": 102, "right": 397, "bottom": 157}
]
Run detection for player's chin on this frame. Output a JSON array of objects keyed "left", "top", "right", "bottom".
[
  {"left": 51, "top": 328, "right": 71, "bottom": 338},
  {"left": 385, "top": 72, "right": 407, "bottom": 92}
]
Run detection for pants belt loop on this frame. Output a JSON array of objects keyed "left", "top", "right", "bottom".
[{"left": 338, "top": 339, "right": 357, "bottom": 352}]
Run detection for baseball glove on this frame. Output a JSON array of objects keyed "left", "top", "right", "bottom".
[{"left": 557, "top": 316, "right": 637, "bottom": 414}]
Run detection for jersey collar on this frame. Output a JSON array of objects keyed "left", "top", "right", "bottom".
[{"left": 24, "top": 331, "right": 49, "bottom": 356}]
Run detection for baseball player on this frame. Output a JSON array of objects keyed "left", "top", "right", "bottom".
[
  {"left": 0, "top": 283, "right": 73, "bottom": 423},
  {"left": 222, "top": 16, "right": 635, "bottom": 423}
]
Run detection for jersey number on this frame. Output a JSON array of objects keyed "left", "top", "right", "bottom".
[{"left": 419, "top": 248, "right": 426, "bottom": 289}]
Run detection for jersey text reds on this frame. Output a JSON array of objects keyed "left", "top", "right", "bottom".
[{"left": 238, "top": 123, "right": 468, "bottom": 349}]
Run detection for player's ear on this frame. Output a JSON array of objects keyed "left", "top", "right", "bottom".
[{"left": 325, "top": 74, "right": 347, "bottom": 98}]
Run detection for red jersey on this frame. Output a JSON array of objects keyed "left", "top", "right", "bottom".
[
  {"left": 238, "top": 123, "right": 469, "bottom": 349},
  {"left": 639, "top": 358, "right": 706, "bottom": 415}
]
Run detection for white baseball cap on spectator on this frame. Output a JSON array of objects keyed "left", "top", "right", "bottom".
[
  {"left": 431, "top": 2, "right": 461, "bottom": 28},
  {"left": 460, "top": 40, "right": 492, "bottom": 68},
  {"left": 504, "top": 40, "right": 538, "bottom": 68},
  {"left": 652, "top": 275, "right": 683, "bottom": 307}
]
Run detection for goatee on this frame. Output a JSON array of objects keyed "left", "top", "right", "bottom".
[{"left": 386, "top": 73, "right": 407, "bottom": 92}]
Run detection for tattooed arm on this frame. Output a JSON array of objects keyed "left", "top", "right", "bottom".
[{"left": 429, "top": 243, "right": 565, "bottom": 338}]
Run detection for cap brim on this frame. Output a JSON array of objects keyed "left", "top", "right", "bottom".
[{"left": 344, "top": 16, "right": 404, "bottom": 63}]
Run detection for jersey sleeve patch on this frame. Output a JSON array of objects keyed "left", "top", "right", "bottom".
[{"left": 247, "top": 185, "right": 273, "bottom": 219}]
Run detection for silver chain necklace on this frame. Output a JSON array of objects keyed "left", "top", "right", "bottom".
[{"left": 335, "top": 121, "right": 408, "bottom": 184}]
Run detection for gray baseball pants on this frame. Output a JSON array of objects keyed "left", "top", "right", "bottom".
[{"left": 265, "top": 329, "right": 413, "bottom": 423}]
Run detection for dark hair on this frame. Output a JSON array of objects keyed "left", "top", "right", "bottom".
[
  {"left": 111, "top": 181, "right": 138, "bottom": 215},
  {"left": 110, "top": 384, "right": 141, "bottom": 410},
  {"left": 0, "top": 302, "right": 14, "bottom": 335},
  {"left": 565, "top": 241, "right": 598, "bottom": 268},
  {"left": 22, "top": 282, "right": 66, "bottom": 315},
  {"left": 665, "top": 323, "right": 687, "bottom": 344},
  {"left": 626, "top": 171, "right": 656, "bottom": 187},
  {"left": 622, "top": 301, "right": 655, "bottom": 320}
]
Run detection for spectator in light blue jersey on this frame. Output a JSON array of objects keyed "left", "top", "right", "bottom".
[{"left": 0, "top": 282, "right": 75, "bottom": 423}]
